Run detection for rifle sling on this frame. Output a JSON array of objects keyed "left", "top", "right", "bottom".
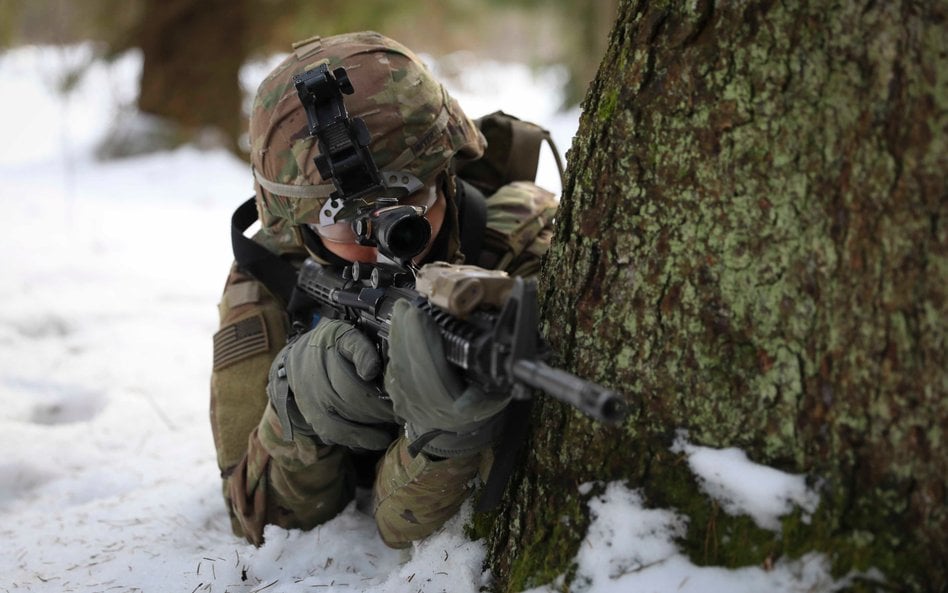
[
  {"left": 231, "top": 198, "right": 325, "bottom": 330},
  {"left": 476, "top": 399, "right": 533, "bottom": 512},
  {"left": 231, "top": 197, "right": 298, "bottom": 306}
]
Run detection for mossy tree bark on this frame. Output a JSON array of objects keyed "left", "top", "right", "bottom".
[
  {"left": 482, "top": 1, "right": 946, "bottom": 591},
  {"left": 137, "top": 0, "right": 247, "bottom": 150}
]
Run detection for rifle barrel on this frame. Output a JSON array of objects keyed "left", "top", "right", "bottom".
[{"left": 511, "top": 360, "right": 627, "bottom": 424}]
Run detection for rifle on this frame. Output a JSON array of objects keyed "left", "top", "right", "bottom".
[
  {"left": 293, "top": 258, "right": 627, "bottom": 426},
  {"left": 290, "top": 64, "right": 625, "bottom": 427}
]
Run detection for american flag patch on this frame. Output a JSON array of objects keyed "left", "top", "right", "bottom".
[{"left": 213, "top": 313, "right": 270, "bottom": 371}]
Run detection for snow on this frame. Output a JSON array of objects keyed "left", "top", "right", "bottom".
[
  {"left": 0, "top": 43, "right": 875, "bottom": 592},
  {"left": 523, "top": 483, "right": 874, "bottom": 593},
  {"left": 671, "top": 431, "right": 820, "bottom": 531}
]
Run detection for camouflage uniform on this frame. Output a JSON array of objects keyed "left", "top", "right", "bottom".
[{"left": 210, "top": 32, "right": 557, "bottom": 548}]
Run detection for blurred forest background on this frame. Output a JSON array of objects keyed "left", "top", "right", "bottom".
[{"left": 0, "top": 0, "right": 616, "bottom": 155}]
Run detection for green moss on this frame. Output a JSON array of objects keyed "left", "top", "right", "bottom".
[
  {"left": 491, "top": 437, "right": 932, "bottom": 590},
  {"left": 597, "top": 87, "right": 620, "bottom": 123},
  {"left": 645, "top": 445, "right": 928, "bottom": 589},
  {"left": 466, "top": 506, "right": 497, "bottom": 542},
  {"left": 500, "top": 479, "right": 591, "bottom": 592}
]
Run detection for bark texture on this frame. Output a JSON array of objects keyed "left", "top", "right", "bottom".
[
  {"left": 482, "top": 1, "right": 947, "bottom": 591},
  {"left": 137, "top": 0, "right": 247, "bottom": 149}
]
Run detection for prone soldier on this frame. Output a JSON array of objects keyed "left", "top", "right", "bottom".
[{"left": 210, "top": 31, "right": 561, "bottom": 547}]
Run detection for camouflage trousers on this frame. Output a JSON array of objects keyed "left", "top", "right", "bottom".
[{"left": 210, "top": 263, "right": 481, "bottom": 547}]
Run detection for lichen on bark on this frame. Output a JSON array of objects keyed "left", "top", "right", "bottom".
[{"left": 484, "top": 1, "right": 947, "bottom": 591}]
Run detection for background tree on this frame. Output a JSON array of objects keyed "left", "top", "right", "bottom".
[
  {"left": 136, "top": 0, "right": 248, "bottom": 150},
  {"left": 0, "top": 0, "right": 617, "bottom": 154},
  {"left": 481, "top": 1, "right": 947, "bottom": 591}
]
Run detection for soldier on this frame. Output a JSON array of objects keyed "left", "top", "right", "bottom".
[{"left": 211, "top": 31, "right": 558, "bottom": 548}]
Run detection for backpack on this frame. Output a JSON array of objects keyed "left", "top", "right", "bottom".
[{"left": 456, "top": 111, "right": 565, "bottom": 195}]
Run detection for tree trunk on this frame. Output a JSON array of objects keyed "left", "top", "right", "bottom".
[
  {"left": 137, "top": 0, "right": 247, "bottom": 150},
  {"left": 482, "top": 1, "right": 947, "bottom": 591}
]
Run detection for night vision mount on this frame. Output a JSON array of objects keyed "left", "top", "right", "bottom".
[{"left": 294, "top": 65, "right": 430, "bottom": 265}]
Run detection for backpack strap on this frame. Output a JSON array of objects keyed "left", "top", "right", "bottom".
[
  {"left": 505, "top": 117, "right": 545, "bottom": 184},
  {"left": 510, "top": 120, "right": 565, "bottom": 190},
  {"left": 231, "top": 197, "right": 297, "bottom": 305},
  {"left": 455, "top": 177, "right": 488, "bottom": 265},
  {"left": 542, "top": 131, "right": 566, "bottom": 190}
]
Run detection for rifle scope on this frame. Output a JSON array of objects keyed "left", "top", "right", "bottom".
[{"left": 354, "top": 202, "right": 432, "bottom": 263}]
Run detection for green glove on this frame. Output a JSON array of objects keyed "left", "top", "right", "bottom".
[
  {"left": 267, "top": 318, "right": 395, "bottom": 451},
  {"left": 384, "top": 299, "right": 510, "bottom": 457}
]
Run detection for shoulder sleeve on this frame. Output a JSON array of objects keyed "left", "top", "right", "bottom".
[{"left": 479, "top": 181, "right": 557, "bottom": 277}]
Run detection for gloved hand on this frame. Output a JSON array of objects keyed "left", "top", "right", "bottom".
[
  {"left": 267, "top": 318, "right": 395, "bottom": 451},
  {"left": 384, "top": 299, "right": 511, "bottom": 457}
]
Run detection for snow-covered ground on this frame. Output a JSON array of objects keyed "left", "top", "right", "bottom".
[{"left": 0, "top": 44, "right": 870, "bottom": 593}]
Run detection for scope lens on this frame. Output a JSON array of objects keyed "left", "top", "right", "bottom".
[{"left": 379, "top": 213, "right": 431, "bottom": 259}]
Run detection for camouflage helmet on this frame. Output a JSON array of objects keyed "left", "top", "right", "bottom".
[{"left": 250, "top": 31, "right": 486, "bottom": 227}]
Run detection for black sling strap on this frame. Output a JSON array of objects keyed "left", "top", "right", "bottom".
[
  {"left": 230, "top": 197, "right": 297, "bottom": 305},
  {"left": 476, "top": 399, "right": 533, "bottom": 512}
]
